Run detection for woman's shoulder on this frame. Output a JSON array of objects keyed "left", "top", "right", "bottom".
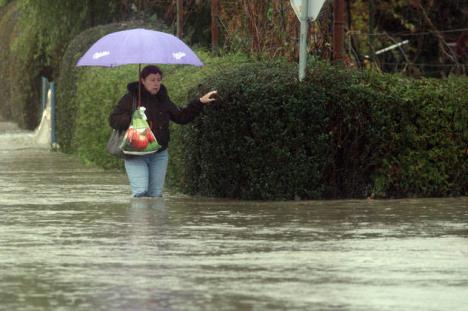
[
  {"left": 123, "top": 92, "right": 134, "bottom": 100},
  {"left": 157, "top": 85, "right": 174, "bottom": 105},
  {"left": 158, "top": 84, "right": 169, "bottom": 99},
  {"left": 116, "top": 92, "right": 134, "bottom": 108}
]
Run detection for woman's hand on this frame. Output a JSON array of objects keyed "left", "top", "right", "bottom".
[{"left": 200, "top": 90, "right": 218, "bottom": 105}]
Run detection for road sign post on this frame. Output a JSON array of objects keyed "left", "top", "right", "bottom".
[
  {"left": 291, "top": 0, "right": 327, "bottom": 81},
  {"left": 298, "top": 1, "right": 309, "bottom": 81}
]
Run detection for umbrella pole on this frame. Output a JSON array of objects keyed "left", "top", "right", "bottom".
[{"left": 138, "top": 64, "right": 142, "bottom": 107}]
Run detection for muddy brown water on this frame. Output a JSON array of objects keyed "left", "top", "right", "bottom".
[{"left": 1, "top": 123, "right": 467, "bottom": 310}]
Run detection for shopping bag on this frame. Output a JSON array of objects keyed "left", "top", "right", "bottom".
[
  {"left": 107, "top": 95, "right": 136, "bottom": 158},
  {"left": 120, "top": 106, "right": 161, "bottom": 155},
  {"left": 106, "top": 129, "right": 126, "bottom": 158}
]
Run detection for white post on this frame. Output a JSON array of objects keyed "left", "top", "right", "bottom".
[
  {"left": 299, "top": 0, "right": 309, "bottom": 81},
  {"left": 291, "top": 0, "right": 326, "bottom": 81}
]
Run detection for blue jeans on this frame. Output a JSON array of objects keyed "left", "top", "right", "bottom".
[{"left": 124, "top": 149, "right": 169, "bottom": 197}]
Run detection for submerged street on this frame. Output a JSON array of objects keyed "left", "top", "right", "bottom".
[{"left": 1, "top": 122, "right": 467, "bottom": 311}]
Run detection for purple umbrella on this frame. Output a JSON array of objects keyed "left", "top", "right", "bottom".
[
  {"left": 76, "top": 28, "right": 204, "bottom": 105},
  {"left": 76, "top": 28, "right": 203, "bottom": 67}
]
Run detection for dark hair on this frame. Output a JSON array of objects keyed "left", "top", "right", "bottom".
[{"left": 140, "top": 65, "right": 163, "bottom": 80}]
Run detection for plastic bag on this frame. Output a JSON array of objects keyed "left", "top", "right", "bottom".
[{"left": 120, "top": 107, "right": 161, "bottom": 155}]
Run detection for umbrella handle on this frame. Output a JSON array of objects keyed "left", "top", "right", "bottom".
[{"left": 138, "top": 64, "right": 142, "bottom": 108}]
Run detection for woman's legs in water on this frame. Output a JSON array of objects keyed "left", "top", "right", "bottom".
[
  {"left": 124, "top": 149, "right": 169, "bottom": 197},
  {"left": 148, "top": 149, "right": 169, "bottom": 197},
  {"left": 125, "top": 156, "right": 149, "bottom": 197}
]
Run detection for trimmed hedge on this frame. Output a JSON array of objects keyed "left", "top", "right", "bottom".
[
  {"left": 366, "top": 74, "right": 468, "bottom": 197},
  {"left": 0, "top": 1, "right": 20, "bottom": 122},
  {"left": 181, "top": 61, "right": 468, "bottom": 200},
  {"left": 182, "top": 62, "right": 329, "bottom": 199}
]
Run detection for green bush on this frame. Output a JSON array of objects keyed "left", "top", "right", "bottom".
[
  {"left": 182, "top": 62, "right": 329, "bottom": 200},
  {"left": 368, "top": 74, "right": 468, "bottom": 197},
  {"left": 181, "top": 61, "right": 468, "bottom": 200},
  {"left": 0, "top": 1, "right": 18, "bottom": 120}
]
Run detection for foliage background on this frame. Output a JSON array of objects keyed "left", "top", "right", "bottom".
[
  {"left": 182, "top": 61, "right": 467, "bottom": 199},
  {"left": 0, "top": 0, "right": 121, "bottom": 128},
  {"left": 1, "top": 0, "right": 466, "bottom": 127},
  {"left": 0, "top": 1, "right": 19, "bottom": 120}
]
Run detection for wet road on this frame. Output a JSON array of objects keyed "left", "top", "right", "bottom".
[{"left": 1, "top": 123, "right": 468, "bottom": 310}]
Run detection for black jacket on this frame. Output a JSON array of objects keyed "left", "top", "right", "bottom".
[{"left": 109, "top": 82, "right": 203, "bottom": 149}]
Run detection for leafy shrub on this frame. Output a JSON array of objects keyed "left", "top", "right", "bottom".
[
  {"left": 368, "top": 74, "right": 468, "bottom": 197},
  {"left": 182, "top": 61, "right": 330, "bottom": 200},
  {"left": 0, "top": 1, "right": 18, "bottom": 120},
  {"left": 181, "top": 61, "right": 468, "bottom": 200}
]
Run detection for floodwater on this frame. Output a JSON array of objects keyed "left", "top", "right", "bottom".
[{"left": 1, "top": 122, "right": 467, "bottom": 311}]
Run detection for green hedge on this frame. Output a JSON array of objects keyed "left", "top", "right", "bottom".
[
  {"left": 366, "top": 74, "right": 468, "bottom": 197},
  {"left": 0, "top": 1, "right": 20, "bottom": 122},
  {"left": 181, "top": 62, "right": 468, "bottom": 200},
  {"left": 182, "top": 62, "right": 329, "bottom": 199}
]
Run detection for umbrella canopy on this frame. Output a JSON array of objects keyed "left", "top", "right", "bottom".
[{"left": 76, "top": 28, "right": 203, "bottom": 67}]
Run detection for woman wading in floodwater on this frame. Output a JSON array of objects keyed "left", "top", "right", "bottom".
[{"left": 109, "top": 65, "right": 216, "bottom": 197}]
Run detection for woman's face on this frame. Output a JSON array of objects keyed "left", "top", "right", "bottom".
[{"left": 141, "top": 73, "right": 162, "bottom": 95}]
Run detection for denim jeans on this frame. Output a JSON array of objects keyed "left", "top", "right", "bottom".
[{"left": 124, "top": 149, "right": 169, "bottom": 197}]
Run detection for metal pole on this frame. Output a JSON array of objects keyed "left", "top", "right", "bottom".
[
  {"left": 299, "top": 0, "right": 309, "bottom": 81},
  {"left": 176, "top": 0, "right": 184, "bottom": 39},
  {"left": 333, "top": 0, "right": 345, "bottom": 62},
  {"left": 211, "top": 0, "right": 219, "bottom": 52}
]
